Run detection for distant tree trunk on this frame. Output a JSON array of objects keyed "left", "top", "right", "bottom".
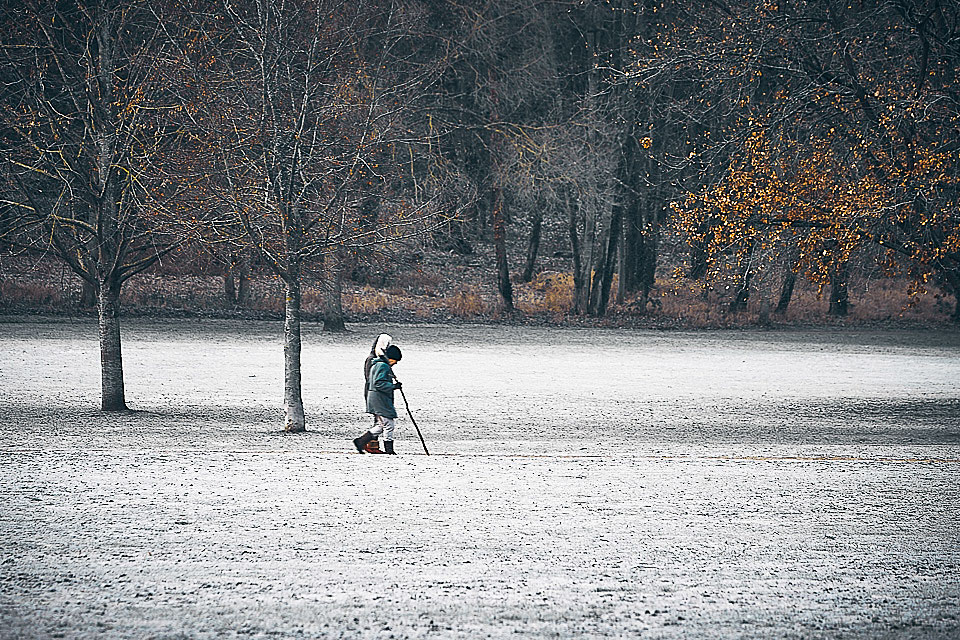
[
  {"left": 587, "top": 205, "right": 609, "bottom": 315},
  {"left": 80, "top": 279, "right": 97, "bottom": 308},
  {"left": 236, "top": 257, "right": 250, "bottom": 305},
  {"left": 569, "top": 194, "right": 590, "bottom": 315},
  {"left": 616, "top": 220, "right": 629, "bottom": 304},
  {"left": 492, "top": 189, "right": 513, "bottom": 312},
  {"left": 323, "top": 250, "right": 346, "bottom": 332},
  {"left": 776, "top": 269, "right": 797, "bottom": 314},
  {"left": 614, "top": 10, "right": 640, "bottom": 307},
  {"left": 618, "top": 211, "right": 644, "bottom": 301},
  {"left": 520, "top": 208, "right": 543, "bottom": 283},
  {"left": 224, "top": 251, "right": 251, "bottom": 307},
  {"left": 945, "top": 270, "right": 960, "bottom": 323},
  {"left": 619, "top": 130, "right": 659, "bottom": 307},
  {"left": 729, "top": 239, "right": 754, "bottom": 313},
  {"left": 639, "top": 209, "right": 660, "bottom": 302},
  {"left": 829, "top": 259, "right": 849, "bottom": 317},
  {"left": 97, "top": 276, "right": 127, "bottom": 411},
  {"left": 224, "top": 265, "right": 236, "bottom": 304},
  {"left": 591, "top": 204, "right": 621, "bottom": 316}
]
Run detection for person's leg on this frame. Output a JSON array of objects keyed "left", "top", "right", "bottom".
[
  {"left": 353, "top": 417, "right": 385, "bottom": 453},
  {"left": 381, "top": 417, "right": 397, "bottom": 454},
  {"left": 365, "top": 417, "right": 386, "bottom": 453}
]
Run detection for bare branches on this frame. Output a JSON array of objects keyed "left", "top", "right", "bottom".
[{"left": 0, "top": 0, "right": 187, "bottom": 290}]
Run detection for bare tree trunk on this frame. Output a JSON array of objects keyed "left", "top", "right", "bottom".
[
  {"left": 97, "top": 277, "right": 127, "bottom": 411},
  {"left": 616, "top": 217, "right": 627, "bottom": 305},
  {"left": 323, "top": 250, "right": 346, "bottom": 332},
  {"left": 520, "top": 208, "right": 543, "bottom": 283},
  {"left": 618, "top": 168, "right": 661, "bottom": 308},
  {"left": 224, "top": 251, "right": 251, "bottom": 307},
  {"left": 729, "top": 239, "right": 754, "bottom": 313},
  {"left": 776, "top": 269, "right": 797, "bottom": 314},
  {"left": 591, "top": 204, "right": 622, "bottom": 317},
  {"left": 615, "top": 155, "right": 641, "bottom": 304},
  {"left": 570, "top": 194, "right": 590, "bottom": 315},
  {"left": 282, "top": 195, "right": 306, "bottom": 432},
  {"left": 283, "top": 271, "right": 306, "bottom": 432},
  {"left": 639, "top": 207, "right": 659, "bottom": 303},
  {"left": 945, "top": 269, "right": 960, "bottom": 323},
  {"left": 587, "top": 203, "right": 609, "bottom": 315},
  {"left": 80, "top": 279, "right": 97, "bottom": 308},
  {"left": 618, "top": 212, "right": 645, "bottom": 300},
  {"left": 580, "top": 197, "right": 598, "bottom": 312},
  {"left": 492, "top": 189, "right": 513, "bottom": 312},
  {"left": 829, "top": 259, "right": 850, "bottom": 317},
  {"left": 224, "top": 264, "right": 236, "bottom": 305},
  {"left": 236, "top": 252, "right": 250, "bottom": 305}
]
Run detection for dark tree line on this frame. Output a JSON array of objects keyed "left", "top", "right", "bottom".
[{"left": 422, "top": 0, "right": 959, "bottom": 320}]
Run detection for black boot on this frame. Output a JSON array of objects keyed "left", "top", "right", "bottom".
[
  {"left": 353, "top": 431, "right": 375, "bottom": 453},
  {"left": 383, "top": 440, "right": 395, "bottom": 455}
]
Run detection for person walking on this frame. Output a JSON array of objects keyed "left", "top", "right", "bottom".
[
  {"left": 364, "top": 334, "right": 392, "bottom": 402},
  {"left": 354, "top": 343, "right": 402, "bottom": 454},
  {"left": 359, "top": 334, "right": 392, "bottom": 453}
]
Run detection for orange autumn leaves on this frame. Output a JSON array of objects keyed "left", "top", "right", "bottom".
[{"left": 674, "top": 120, "right": 960, "bottom": 292}]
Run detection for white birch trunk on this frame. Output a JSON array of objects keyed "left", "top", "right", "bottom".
[{"left": 283, "top": 276, "right": 306, "bottom": 432}]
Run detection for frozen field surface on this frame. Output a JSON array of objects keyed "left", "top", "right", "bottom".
[{"left": 1, "top": 318, "right": 959, "bottom": 639}]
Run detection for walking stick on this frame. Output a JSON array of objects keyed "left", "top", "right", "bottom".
[{"left": 398, "top": 386, "right": 430, "bottom": 455}]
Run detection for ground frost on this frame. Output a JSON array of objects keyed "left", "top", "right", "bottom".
[{"left": 1, "top": 320, "right": 959, "bottom": 638}]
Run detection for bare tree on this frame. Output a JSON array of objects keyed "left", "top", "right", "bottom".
[
  {"left": 181, "top": 0, "right": 453, "bottom": 431},
  {"left": 0, "top": 0, "right": 184, "bottom": 410}
]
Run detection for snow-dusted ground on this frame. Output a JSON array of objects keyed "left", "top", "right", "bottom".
[{"left": 1, "top": 318, "right": 959, "bottom": 639}]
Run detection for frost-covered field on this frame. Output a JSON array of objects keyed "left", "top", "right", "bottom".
[{"left": 1, "top": 318, "right": 959, "bottom": 639}]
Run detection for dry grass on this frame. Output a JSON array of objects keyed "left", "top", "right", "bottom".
[
  {"left": 1, "top": 253, "right": 955, "bottom": 327},
  {"left": 0, "top": 279, "right": 64, "bottom": 308},
  {"left": 515, "top": 271, "right": 575, "bottom": 318},
  {"left": 625, "top": 274, "right": 956, "bottom": 327},
  {"left": 342, "top": 284, "right": 492, "bottom": 319},
  {"left": 342, "top": 286, "right": 400, "bottom": 315},
  {"left": 439, "top": 286, "right": 489, "bottom": 317}
]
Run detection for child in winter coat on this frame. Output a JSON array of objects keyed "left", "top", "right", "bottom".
[
  {"left": 354, "top": 343, "right": 402, "bottom": 454},
  {"left": 358, "top": 334, "right": 390, "bottom": 453}
]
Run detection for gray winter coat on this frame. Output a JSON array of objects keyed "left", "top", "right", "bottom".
[{"left": 366, "top": 357, "right": 399, "bottom": 418}]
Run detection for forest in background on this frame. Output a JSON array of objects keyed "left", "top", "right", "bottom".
[
  {"left": 2, "top": 0, "right": 959, "bottom": 326},
  {"left": 1, "top": 0, "right": 958, "bottom": 421}
]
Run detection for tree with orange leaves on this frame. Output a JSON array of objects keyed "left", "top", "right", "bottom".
[{"left": 644, "top": 0, "right": 960, "bottom": 319}]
